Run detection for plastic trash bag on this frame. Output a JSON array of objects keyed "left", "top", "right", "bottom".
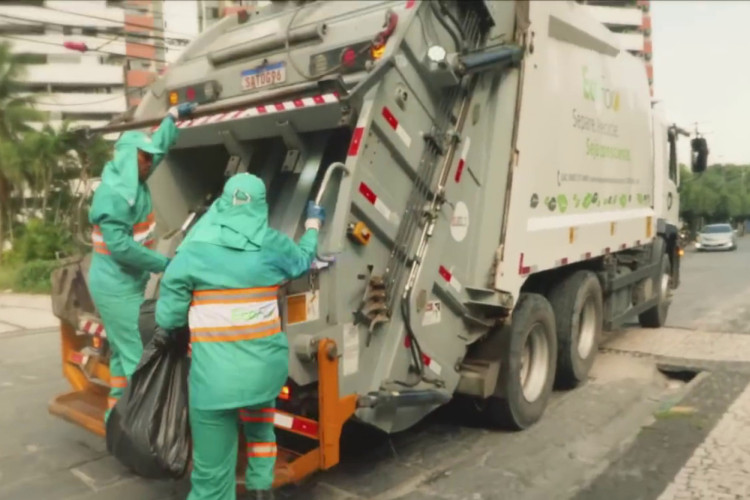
[
  {"left": 137, "top": 299, "right": 158, "bottom": 346},
  {"left": 106, "top": 301, "right": 191, "bottom": 479}
]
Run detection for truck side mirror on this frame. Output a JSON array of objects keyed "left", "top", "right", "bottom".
[{"left": 691, "top": 136, "right": 708, "bottom": 174}]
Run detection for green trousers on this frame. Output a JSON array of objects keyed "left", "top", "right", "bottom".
[
  {"left": 92, "top": 290, "right": 145, "bottom": 421},
  {"left": 188, "top": 401, "right": 277, "bottom": 500}
]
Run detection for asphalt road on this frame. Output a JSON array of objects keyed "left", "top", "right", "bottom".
[
  {"left": 0, "top": 239, "right": 748, "bottom": 500},
  {"left": 668, "top": 240, "right": 750, "bottom": 333}
]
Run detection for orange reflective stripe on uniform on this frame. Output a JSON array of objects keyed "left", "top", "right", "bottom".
[
  {"left": 110, "top": 376, "right": 127, "bottom": 389},
  {"left": 133, "top": 212, "right": 156, "bottom": 248},
  {"left": 91, "top": 227, "right": 110, "bottom": 255},
  {"left": 108, "top": 396, "right": 118, "bottom": 409},
  {"left": 246, "top": 442, "right": 277, "bottom": 458},
  {"left": 188, "top": 287, "right": 282, "bottom": 344},
  {"left": 91, "top": 212, "right": 156, "bottom": 254},
  {"left": 240, "top": 408, "right": 275, "bottom": 423}
]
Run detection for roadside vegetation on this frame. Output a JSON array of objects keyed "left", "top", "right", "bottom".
[
  {"left": 680, "top": 164, "right": 750, "bottom": 237},
  {"left": 0, "top": 42, "right": 111, "bottom": 293}
]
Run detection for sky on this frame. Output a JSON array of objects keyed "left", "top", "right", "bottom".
[
  {"left": 162, "top": 0, "right": 200, "bottom": 63},
  {"left": 652, "top": 1, "right": 750, "bottom": 165}
]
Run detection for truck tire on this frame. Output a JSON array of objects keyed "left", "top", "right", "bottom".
[
  {"left": 486, "top": 293, "right": 557, "bottom": 430},
  {"left": 547, "top": 271, "right": 602, "bottom": 389},
  {"left": 638, "top": 253, "right": 671, "bottom": 328}
]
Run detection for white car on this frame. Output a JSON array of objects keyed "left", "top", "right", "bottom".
[{"left": 695, "top": 223, "right": 737, "bottom": 251}]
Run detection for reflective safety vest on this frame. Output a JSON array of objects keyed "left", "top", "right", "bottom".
[
  {"left": 188, "top": 286, "right": 282, "bottom": 343},
  {"left": 92, "top": 212, "right": 156, "bottom": 255}
]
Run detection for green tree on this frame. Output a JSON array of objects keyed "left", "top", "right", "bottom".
[
  {"left": 0, "top": 41, "right": 42, "bottom": 255},
  {"left": 679, "top": 164, "right": 750, "bottom": 230}
]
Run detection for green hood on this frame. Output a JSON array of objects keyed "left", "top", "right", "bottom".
[
  {"left": 101, "top": 130, "right": 164, "bottom": 207},
  {"left": 181, "top": 173, "right": 269, "bottom": 251}
]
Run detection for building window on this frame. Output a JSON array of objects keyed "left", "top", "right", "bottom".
[
  {"left": 48, "top": 53, "right": 82, "bottom": 64},
  {"left": 82, "top": 27, "right": 98, "bottom": 37},
  {"left": 0, "top": 25, "right": 45, "bottom": 35},
  {"left": 14, "top": 53, "right": 47, "bottom": 64}
]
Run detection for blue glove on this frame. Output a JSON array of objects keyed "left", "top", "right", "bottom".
[
  {"left": 305, "top": 201, "right": 325, "bottom": 230},
  {"left": 168, "top": 102, "right": 196, "bottom": 120}
]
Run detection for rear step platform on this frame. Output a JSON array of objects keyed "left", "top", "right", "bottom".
[
  {"left": 49, "top": 390, "right": 106, "bottom": 437},
  {"left": 50, "top": 338, "right": 357, "bottom": 489}
]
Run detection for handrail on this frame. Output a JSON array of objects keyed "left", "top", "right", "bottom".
[{"left": 312, "top": 162, "right": 350, "bottom": 263}]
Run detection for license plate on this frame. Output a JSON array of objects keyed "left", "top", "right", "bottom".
[{"left": 241, "top": 62, "right": 286, "bottom": 91}]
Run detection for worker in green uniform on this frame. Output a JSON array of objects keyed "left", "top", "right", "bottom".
[
  {"left": 155, "top": 173, "right": 324, "bottom": 500},
  {"left": 89, "top": 102, "right": 195, "bottom": 421}
]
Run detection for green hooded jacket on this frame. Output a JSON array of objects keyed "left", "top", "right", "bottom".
[
  {"left": 155, "top": 173, "right": 319, "bottom": 410},
  {"left": 88, "top": 116, "right": 179, "bottom": 296}
]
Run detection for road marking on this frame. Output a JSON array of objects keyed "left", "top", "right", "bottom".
[{"left": 70, "top": 468, "right": 98, "bottom": 492}]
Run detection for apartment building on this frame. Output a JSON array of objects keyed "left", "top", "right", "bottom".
[
  {"left": 580, "top": 0, "right": 654, "bottom": 95},
  {"left": 0, "top": 0, "right": 129, "bottom": 131}
]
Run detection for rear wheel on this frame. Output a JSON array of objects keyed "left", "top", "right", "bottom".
[
  {"left": 638, "top": 253, "right": 672, "bottom": 328},
  {"left": 486, "top": 293, "right": 557, "bottom": 430},
  {"left": 548, "top": 271, "right": 603, "bottom": 389}
]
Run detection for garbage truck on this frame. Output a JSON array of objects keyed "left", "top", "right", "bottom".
[{"left": 48, "top": 0, "right": 708, "bottom": 489}]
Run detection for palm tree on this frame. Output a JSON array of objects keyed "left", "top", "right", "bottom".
[
  {"left": 0, "top": 41, "right": 42, "bottom": 255},
  {"left": 0, "top": 42, "right": 39, "bottom": 138}
]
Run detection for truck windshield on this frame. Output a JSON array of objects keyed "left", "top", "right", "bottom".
[{"left": 701, "top": 225, "right": 732, "bottom": 234}]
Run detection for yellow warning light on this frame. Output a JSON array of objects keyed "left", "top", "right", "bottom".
[
  {"left": 371, "top": 44, "right": 386, "bottom": 60},
  {"left": 569, "top": 227, "right": 576, "bottom": 244},
  {"left": 348, "top": 221, "right": 372, "bottom": 245},
  {"left": 168, "top": 91, "right": 179, "bottom": 105},
  {"left": 610, "top": 222, "right": 616, "bottom": 236},
  {"left": 279, "top": 385, "right": 291, "bottom": 401},
  {"left": 646, "top": 216, "right": 653, "bottom": 238}
]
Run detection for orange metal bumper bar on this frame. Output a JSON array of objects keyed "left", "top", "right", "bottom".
[{"left": 239, "top": 338, "right": 357, "bottom": 490}]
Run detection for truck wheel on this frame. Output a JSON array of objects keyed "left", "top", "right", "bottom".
[
  {"left": 547, "top": 271, "right": 602, "bottom": 389},
  {"left": 486, "top": 293, "right": 557, "bottom": 430},
  {"left": 638, "top": 253, "right": 672, "bottom": 328}
]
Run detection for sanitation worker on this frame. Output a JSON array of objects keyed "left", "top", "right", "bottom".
[
  {"left": 155, "top": 172, "right": 324, "bottom": 500},
  {"left": 89, "top": 102, "right": 195, "bottom": 421}
]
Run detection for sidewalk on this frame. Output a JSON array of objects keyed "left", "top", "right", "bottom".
[
  {"left": 581, "top": 327, "right": 750, "bottom": 500},
  {"left": 0, "top": 293, "right": 58, "bottom": 333}
]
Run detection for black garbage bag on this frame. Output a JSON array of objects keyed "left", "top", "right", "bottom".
[
  {"left": 106, "top": 302, "right": 191, "bottom": 480},
  {"left": 137, "top": 299, "right": 158, "bottom": 347}
]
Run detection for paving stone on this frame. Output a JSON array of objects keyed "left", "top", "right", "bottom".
[{"left": 658, "top": 381, "right": 750, "bottom": 499}]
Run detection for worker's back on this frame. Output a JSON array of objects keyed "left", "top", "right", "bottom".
[{"left": 156, "top": 228, "right": 317, "bottom": 410}]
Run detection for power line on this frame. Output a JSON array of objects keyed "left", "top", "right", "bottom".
[
  {"left": 40, "top": 5, "right": 195, "bottom": 41},
  {"left": 0, "top": 13, "right": 187, "bottom": 48},
  {"left": 0, "top": 14, "right": 171, "bottom": 53},
  {"left": 0, "top": 34, "right": 168, "bottom": 64}
]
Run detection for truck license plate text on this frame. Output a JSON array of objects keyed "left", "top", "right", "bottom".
[{"left": 241, "top": 62, "right": 286, "bottom": 91}]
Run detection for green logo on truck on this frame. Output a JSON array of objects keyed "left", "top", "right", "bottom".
[{"left": 582, "top": 66, "right": 620, "bottom": 112}]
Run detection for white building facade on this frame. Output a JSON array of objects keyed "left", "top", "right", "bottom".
[
  {"left": 579, "top": 0, "right": 654, "bottom": 95},
  {"left": 0, "top": 0, "right": 129, "bottom": 132}
]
